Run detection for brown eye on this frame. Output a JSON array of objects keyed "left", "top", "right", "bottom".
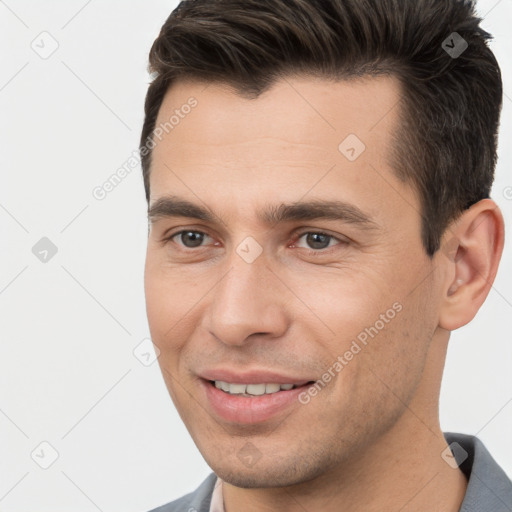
[
  {"left": 172, "top": 230, "right": 209, "bottom": 248},
  {"left": 295, "top": 232, "right": 341, "bottom": 251},
  {"left": 303, "top": 233, "right": 332, "bottom": 250}
]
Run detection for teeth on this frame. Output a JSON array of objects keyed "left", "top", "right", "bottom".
[
  {"left": 229, "top": 383, "right": 247, "bottom": 394},
  {"left": 213, "top": 381, "right": 298, "bottom": 396},
  {"left": 246, "top": 384, "right": 266, "bottom": 395},
  {"left": 265, "top": 383, "right": 281, "bottom": 394}
]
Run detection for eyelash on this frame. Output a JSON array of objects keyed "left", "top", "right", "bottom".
[{"left": 161, "top": 229, "right": 348, "bottom": 256}]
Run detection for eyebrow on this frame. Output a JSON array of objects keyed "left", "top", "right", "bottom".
[{"left": 147, "top": 195, "right": 379, "bottom": 230}]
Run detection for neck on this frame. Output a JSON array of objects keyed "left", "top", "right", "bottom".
[{"left": 222, "top": 331, "right": 468, "bottom": 512}]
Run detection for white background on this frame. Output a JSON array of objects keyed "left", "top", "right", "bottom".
[{"left": 0, "top": 1, "right": 510, "bottom": 510}]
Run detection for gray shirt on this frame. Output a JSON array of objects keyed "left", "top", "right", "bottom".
[{"left": 148, "top": 432, "right": 512, "bottom": 511}]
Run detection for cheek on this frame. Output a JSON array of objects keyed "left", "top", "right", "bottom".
[
  {"left": 316, "top": 302, "right": 432, "bottom": 449},
  {"left": 144, "top": 257, "right": 196, "bottom": 351},
  {"left": 352, "top": 287, "right": 435, "bottom": 405},
  {"left": 144, "top": 263, "right": 198, "bottom": 404},
  {"left": 144, "top": 268, "right": 171, "bottom": 341},
  {"left": 289, "top": 267, "right": 393, "bottom": 339},
  {"left": 313, "top": 266, "right": 432, "bottom": 398}
]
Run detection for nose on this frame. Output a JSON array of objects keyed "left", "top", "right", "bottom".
[{"left": 203, "top": 250, "right": 289, "bottom": 347}]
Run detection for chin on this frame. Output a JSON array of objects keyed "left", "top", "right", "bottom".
[{"left": 210, "top": 457, "right": 324, "bottom": 489}]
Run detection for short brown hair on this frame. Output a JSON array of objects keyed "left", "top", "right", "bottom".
[{"left": 140, "top": 0, "right": 502, "bottom": 257}]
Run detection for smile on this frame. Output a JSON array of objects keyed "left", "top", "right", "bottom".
[{"left": 201, "top": 378, "right": 315, "bottom": 424}]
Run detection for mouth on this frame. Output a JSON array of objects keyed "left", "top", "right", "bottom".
[{"left": 200, "top": 378, "right": 316, "bottom": 424}]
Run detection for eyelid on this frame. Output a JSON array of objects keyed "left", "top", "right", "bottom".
[
  {"left": 292, "top": 228, "right": 349, "bottom": 244},
  {"left": 160, "top": 224, "right": 212, "bottom": 240}
]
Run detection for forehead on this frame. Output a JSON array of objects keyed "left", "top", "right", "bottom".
[
  {"left": 153, "top": 74, "right": 402, "bottom": 156},
  {"left": 148, "top": 75, "right": 414, "bottom": 225}
]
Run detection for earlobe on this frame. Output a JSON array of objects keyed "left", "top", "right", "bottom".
[{"left": 438, "top": 199, "right": 505, "bottom": 331}]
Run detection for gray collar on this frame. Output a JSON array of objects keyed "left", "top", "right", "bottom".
[{"left": 444, "top": 432, "right": 512, "bottom": 511}]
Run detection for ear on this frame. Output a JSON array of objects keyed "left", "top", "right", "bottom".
[{"left": 438, "top": 198, "right": 505, "bottom": 331}]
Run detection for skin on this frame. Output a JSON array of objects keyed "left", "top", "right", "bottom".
[{"left": 144, "top": 75, "right": 504, "bottom": 511}]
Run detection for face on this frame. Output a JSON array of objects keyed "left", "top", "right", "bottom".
[{"left": 144, "top": 75, "right": 445, "bottom": 488}]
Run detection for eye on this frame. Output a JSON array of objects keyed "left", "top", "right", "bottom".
[
  {"left": 293, "top": 231, "right": 347, "bottom": 251},
  {"left": 168, "top": 230, "right": 213, "bottom": 248}
]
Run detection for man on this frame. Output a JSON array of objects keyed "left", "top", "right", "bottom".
[{"left": 141, "top": 0, "right": 511, "bottom": 510}]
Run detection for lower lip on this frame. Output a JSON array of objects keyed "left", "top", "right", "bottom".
[{"left": 201, "top": 379, "right": 313, "bottom": 424}]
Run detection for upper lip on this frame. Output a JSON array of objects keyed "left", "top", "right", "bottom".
[{"left": 199, "top": 368, "right": 313, "bottom": 386}]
